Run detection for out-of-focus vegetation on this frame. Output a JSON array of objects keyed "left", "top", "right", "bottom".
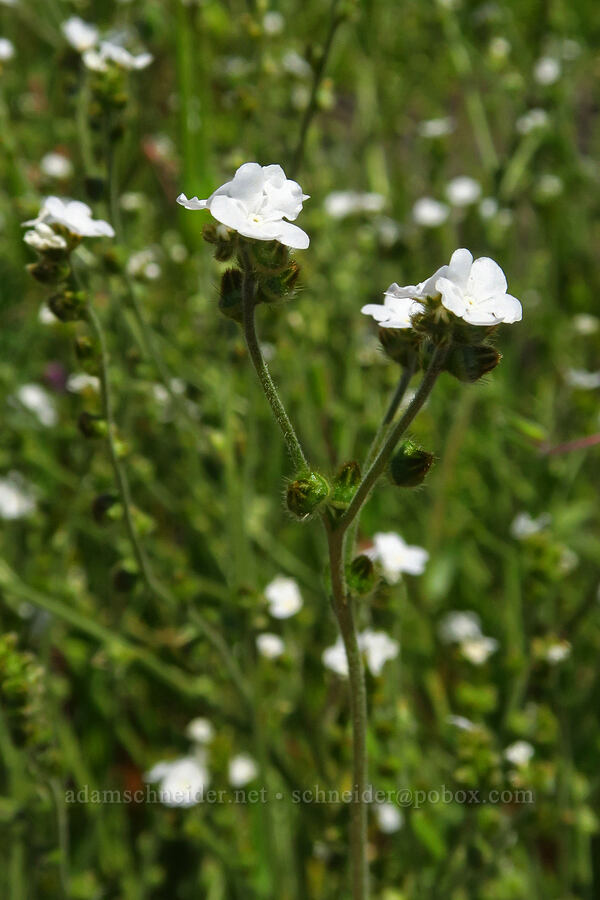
[{"left": 1, "top": 0, "right": 600, "bottom": 897}]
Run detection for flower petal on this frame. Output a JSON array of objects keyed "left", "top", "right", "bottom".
[
  {"left": 208, "top": 195, "right": 251, "bottom": 232},
  {"left": 445, "top": 248, "right": 473, "bottom": 288},
  {"left": 273, "top": 219, "right": 310, "bottom": 249},
  {"left": 177, "top": 193, "right": 209, "bottom": 210},
  {"left": 437, "top": 276, "right": 469, "bottom": 318},
  {"left": 468, "top": 256, "right": 507, "bottom": 299}
]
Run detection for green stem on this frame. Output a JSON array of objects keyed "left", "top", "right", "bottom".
[
  {"left": 326, "top": 524, "right": 369, "bottom": 899},
  {"left": 241, "top": 265, "right": 308, "bottom": 471},
  {"left": 48, "top": 776, "right": 70, "bottom": 898}
]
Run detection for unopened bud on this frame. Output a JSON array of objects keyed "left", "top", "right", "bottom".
[
  {"left": 379, "top": 327, "right": 420, "bottom": 366},
  {"left": 390, "top": 439, "right": 434, "bottom": 487},
  {"left": 27, "top": 258, "right": 71, "bottom": 286},
  {"left": 330, "top": 461, "right": 361, "bottom": 511},
  {"left": 258, "top": 262, "right": 300, "bottom": 303},
  {"left": 286, "top": 471, "right": 330, "bottom": 519},
  {"left": 250, "top": 240, "right": 290, "bottom": 274},
  {"left": 48, "top": 290, "right": 87, "bottom": 323},
  {"left": 347, "top": 554, "right": 377, "bottom": 595},
  {"left": 203, "top": 223, "right": 236, "bottom": 261},
  {"left": 218, "top": 268, "right": 244, "bottom": 322},
  {"left": 78, "top": 411, "right": 107, "bottom": 438},
  {"left": 74, "top": 335, "right": 99, "bottom": 371},
  {"left": 445, "top": 344, "right": 502, "bottom": 383}
]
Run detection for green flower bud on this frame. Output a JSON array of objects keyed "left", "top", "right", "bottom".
[
  {"left": 390, "top": 439, "right": 434, "bottom": 487},
  {"left": 378, "top": 327, "right": 420, "bottom": 366},
  {"left": 48, "top": 290, "right": 87, "bottom": 323},
  {"left": 203, "top": 223, "right": 236, "bottom": 261},
  {"left": 347, "top": 554, "right": 377, "bottom": 595},
  {"left": 74, "top": 335, "right": 99, "bottom": 371},
  {"left": 445, "top": 344, "right": 502, "bottom": 383},
  {"left": 330, "top": 460, "right": 361, "bottom": 511},
  {"left": 27, "top": 258, "right": 71, "bottom": 286},
  {"left": 78, "top": 411, "right": 107, "bottom": 439},
  {"left": 218, "top": 268, "right": 244, "bottom": 322},
  {"left": 249, "top": 240, "right": 290, "bottom": 274},
  {"left": 258, "top": 262, "right": 300, "bottom": 304},
  {"left": 286, "top": 471, "right": 330, "bottom": 519}
]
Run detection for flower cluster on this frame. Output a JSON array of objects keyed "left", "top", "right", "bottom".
[{"left": 62, "top": 17, "right": 153, "bottom": 71}]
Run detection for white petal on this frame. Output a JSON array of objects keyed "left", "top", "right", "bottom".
[
  {"left": 209, "top": 195, "right": 252, "bottom": 232},
  {"left": 468, "top": 257, "right": 507, "bottom": 300},
  {"left": 273, "top": 219, "right": 310, "bottom": 249},
  {"left": 445, "top": 249, "right": 473, "bottom": 288},
  {"left": 228, "top": 163, "right": 265, "bottom": 202},
  {"left": 177, "top": 193, "right": 209, "bottom": 210},
  {"left": 437, "top": 277, "right": 469, "bottom": 318}
]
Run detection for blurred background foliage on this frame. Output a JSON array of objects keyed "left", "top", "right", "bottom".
[{"left": 1, "top": 0, "right": 600, "bottom": 897}]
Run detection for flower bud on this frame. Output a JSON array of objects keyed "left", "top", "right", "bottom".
[
  {"left": 286, "top": 471, "right": 330, "bottom": 519},
  {"left": 27, "top": 258, "right": 71, "bottom": 286},
  {"left": 390, "top": 439, "right": 434, "bottom": 487},
  {"left": 78, "top": 411, "right": 107, "bottom": 439},
  {"left": 378, "top": 327, "right": 420, "bottom": 367},
  {"left": 48, "top": 290, "right": 87, "bottom": 323},
  {"left": 74, "top": 335, "right": 99, "bottom": 371},
  {"left": 258, "top": 262, "right": 300, "bottom": 304},
  {"left": 249, "top": 240, "right": 290, "bottom": 274},
  {"left": 347, "top": 554, "right": 377, "bottom": 595},
  {"left": 330, "top": 461, "right": 361, "bottom": 511},
  {"left": 445, "top": 344, "right": 502, "bottom": 383},
  {"left": 218, "top": 268, "right": 244, "bottom": 322},
  {"left": 203, "top": 223, "right": 236, "bottom": 261}
]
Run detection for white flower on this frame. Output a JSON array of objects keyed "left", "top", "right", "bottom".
[
  {"left": 39, "top": 304, "right": 57, "bottom": 325},
  {"left": 504, "top": 741, "right": 534, "bottom": 767},
  {"left": 0, "top": 474, "right": 36, "bottom": 519},
  {"left": 479, "top": 197, "right": 499, "bottom": 220},
  {"left": 185, "top": 718, "right": 214, "bottom": 744},
  {"left": 322, "top": 636, "right": 349, "bottom": 677},
  {"left": 263, "top": 11, "right": 284, "bottom": 35},
  {"left": 545, "top": 641, "right": 571, "bottom": 664},
  {"left": 446, "top": 176, "right": 482, "bottom": 207},
  {"left": 22, "top": 196, "right": 114, "bottom": 238},
  {"left": 145, "top": 756, "right": 208, "bottom": 807},
  {"left": 67, "top": 373, "right": 100, "bottom": 393},
  {"left": 435, "top": 248, "right": 522, "bottom": 326},
  {"left": 489, "top": 36, "right": 511, "bottom": 60},
  {"left": 572, "top": 314, "right": 599, "bottom": 335},
  {"left": 324, "top": 191, "right": 385, "bottom": 219},
  {"left": 510, "top": 511, "right": 551, "bottom": 539},
  {"left": 127, "top": 248, "right": 162, "bottom": 280},
  {"left": 446, "top": 714, "right": 476, "bottom": 731},
  {"left": 460, "top": 636, "right": 499, "bottom": 665},
  {"left": 61, "top": 17, "right": 99, "bottom": 52},
  {"left": 537, "top": 173, "right": 563, "bottom": 199},
  {"left": 23, "top": 222, "right": 68, "bottom": 252},
  {"left": 534, "top": 56, "right": 561, "bottom": 86},
  {"left": 374, "top": 802, "right": 404, "bottom": 833},
  {"left": 229, "top": 753, "right": 258, "bottom": 787},
  {"left": 516, "top": 108, "right": 549, "bottom": 135},
  {"left": 366, "top": 532, "right": 429, "bottom": 583},
  {"left": 281, "top": 50, "right": 312, "bottom": 78},
  {"left": 265, "top": 575, "right": 303, "bottom": 619},
  {"left": 0, "top": 37, "right": 15, "bottom": 60},
  {"left": 83, "top": 41, "right": 153, "bottom": 72},
  {"left": 412, "top": 197, "right": 449, "bottom": 227},
  {"left": 256, "top": 633, "right": 285, "bottom": 659},
  {"left": 360, "top": 630, "right": 399, "bottom": 676},
  {"left": 177, "top": 162, "right": 310, "bottom": 250},
  {"left": 361, "top": 291, "right": 424, "bottom": 330},
  {"left": 564, "top": 369, "right": 600, "bottom": 390},
  {"left": 40, "top": 152, "right": 73, "bottom": 180},
  {"left": 438, "top": 611, "right": 482, "bottom": 644},
  {"left": 15, "top": 384, "right": 57, "bottom": 427},
  {"left": 418, "top": 116, "right": 455, "bottom": 138}
]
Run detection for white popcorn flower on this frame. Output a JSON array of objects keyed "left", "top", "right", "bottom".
[
  {"left": 256, "top": 633, "right": 285, "bottom": 659},
  {"left": 564, "top": 369, "right": 600, "bottom": 390},
  {"left": 360, "top": 630, "right": 399, "bottom": 676},
  {"left": 177, "top": 163, "right": 309, "bottom": 249},
  {"left": 185, "top": 718, "right": 214, "bottom": 744},
  {"left": 0, "top": 0, "right": 18, "bottom": 6},
  {"left": 446, "top": 714, "right": 476, "bottom": 731},
  {"left": 39, "top": 304, "right": 58, "bottom": 325},
  {"left": 23, "top": 222, "right": 68, "bottom": 252},
  {"left": 438, "top": 611, "right": 482, "bottom": 644},
  {"left": 40, "top": 152, "right": 73, "bottom": 180},
  {"left": 281, "top": 50, "right": 312, "bottom": 78},
  {"left": 263, "top": 11, "right": 285, "bottom": 35},
  {"left": 374, "top": 802, "right": 404, "bottom": 834},
  {"left": 15, "top": 384, "right": 57, "bottom": 427},
  {"left": 479, "top": 197, "right": 499, "bottom": 219},
  {"left": 460, "top": 636, "right": 499, "bottom": 665},
  {"left": 83, "top": 41, "right": 153, "bottom": 72},
  {"left": 324, "top": 191, "right": 385, "bottom": 219},
  {"left": 127, "top": 248, "right": 162, "bottom": 280},
  {"left": 366, "top": 532, "right": 429, "bottom": 583},
  {"left": 322, "top": 636, "right": 349, "bottom": 677},
  {"left": 534, "top": 56, "right": 561, "bottom": 86},
  {"left": 572, "top": 314, "right": 599, "bottom": 335},
  {"left": 446, "top": 176, "right": 482, "bottom": 207},
  {"left": 67, "top": 373, "right": 100, "bottom": 393},
  {"left": 145, "top": 756, "right": 209, "bottom": 807},
  {"left": 545, "top": 641, "right": 571, "bottom": 664},
  {"left": 229, "top": 754, "right": 258, "bottom": 787},
  {"left": 0, "top": 474, "right": 36, "bottom": 519},
  {"left": 435, "top": 248, "right": 522, "bottom": 326},
  {"left": 537, "top": 173, "right": 563, "bottom": 199},
  {"left": 363, "top": 262, "right": 451, "bottom": 330},
  {"left": 0, "top": 37, "right": 15, "bottom": 60},
  {"left": 61, "top": 17, "right": 99, "bottom": 52},
  {"left": 510, "top": 511, "right": 551, "bottom": 539},
  {"left": 504, "top": 741, "right": 534, "bottom": 767},
  {"left": 418, "top": 116, "right": 455, "bottom": 138},
  {"left": 516, "top": 108, "right": 549, "bottom": 135},
  {"left": 22, "top": 196, "right": 114, "bottom": 238},
  {"left": 489, "top": 36, "right": 511, "bottom": 60},
  {"left": 412, "top": 197, "right": 449, "bottom": 228},
  {"left": 265, "top": 575, "right": 303, "bottom": 619}
]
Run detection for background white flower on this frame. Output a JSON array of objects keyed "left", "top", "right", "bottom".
[
  {"left": 177, "top": 162, "right": 310, "bottom": 249},
  {"left": 412, "top": 197, "right": 449, "bottom": 227},
  {"left": 438, "top": 611, "right": 482, "bottom": 644},
  {"left": 61, "top": 17, "right": 99, "bottom": 52},
  {"left": 435, "top": 248, "right": 522, "bottom": 326},
  {"left": 23, "top": 197, "right": 114, "bottom": 238},
  {"left": 256, "top": 633, "right": 285, "bottom": 659},
  {"left": 446, "top": 176, "right": 482, "bottom": 207},
  {"left": 504, "top": 741, "right": 534, "bottom": 767},
  {"left": 322, "top": 636, "right": 349, "bottom": 677},
  {"left": 460, "top": 636, "right": 499, "bottom": 665},
  {"left": 15, "top": 384, "right": 57, "bottom": 427},
  {"left": 0, "top": 37, "right": 15, "bottom": 61},
  {"left": 0, "top": 474, "right": 36, "bottom": 520},
  {"left": 24, "top": 223, "right": 68, "bottom": 252},
  {"left": 324, "top": 191, "right": 385, "bottom": 219},
  {"left": 185, "top": 718, "right": 214, "bottom": 744},
  {"left": 510, "top": 511, "right": 551, "bottom": 539},
  {"left": 516, "top": 108, "right": 549, "bottom": 135},
  {"left": 545, "top": 642, "right": 571, "bottom": 664},
  {"left": 366, "top": 532, "right": 429, "bottom": 583},
  {"left": 40, "top": 152, "right": 74, "bottom": 180},
  {"left": 84, "top": 41, "right": 153, "bottom": 72},
  {"left": 67, "top": 374, "right": 100, "bottom": 393},
  {"left": 446, "top": 714, "right": 476, "bottom": 731},
  {"left": 145, "top": 756, "right": 209, "bottom": 807},
  {"left": 534, "top": 56, "right": 561, "bottom": 86},
  {"left": 360, "top": 630, "right": 399, "bottom": 676},
  {"left": 265, "top": 575, "right": 303, "bottom": 619},
  {"left": 228, "top": 753, "right": 258, "bottom": 787},
  {"left": 418, "top": 116, "right": 455, "bottom": 138},
  {"left": 374, "top": 802, "right": 404, "bottom": 833}
]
